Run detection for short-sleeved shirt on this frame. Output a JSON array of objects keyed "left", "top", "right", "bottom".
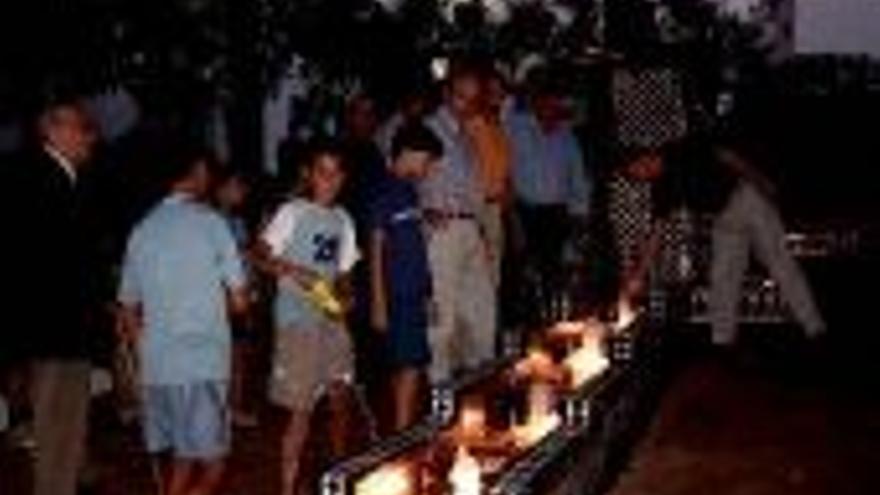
[
  {"left": 369, "top": 175, "right": 432, "bottom": 366},
  {"left": 464, "top": 115, "right": 512, "bottom": 201},
  {"left": 118, "top": 194, "right": 246, "bottom": 386},
  {"left": 260, "top": 198, "right": 359, "bottom": 330},
  {"left": 506, "top": 112, "right": 592, "bottom": 217},
  {"left": 421, "top": 107, "right": 483, "bottom": 214},
  {"left": 369, "top": 175, "right": 431, "bottom": 301}
]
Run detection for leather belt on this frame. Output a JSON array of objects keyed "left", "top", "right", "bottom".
[{"left": 423, "top": 209, "right": 476, "bottom": 220}]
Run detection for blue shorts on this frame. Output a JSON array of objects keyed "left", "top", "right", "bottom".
[
  {"left": 386, "top": 298, "right": 430, "bottom": 368},
  {"left": 142, "top": 381, "right": 230, "bottom": 460}
]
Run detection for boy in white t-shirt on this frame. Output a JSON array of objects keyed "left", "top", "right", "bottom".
[{"left": 254, "top": 140, "right": 359, "bottom": 495}]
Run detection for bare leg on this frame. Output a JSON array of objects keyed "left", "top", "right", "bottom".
[
  {"left": 150, "top": 456, "right": 168, "bottom": 495},
  {"left": 166, "top": 459, "right": 195, "bottom": 495},
  {"left": 709, "top": 189, "right": 750, "bottom": 347},
  {"left": 231, "top": 343, "right": 257, "bottom": 427},
  {"left": 189, "top": 459, "right": 225, "bottom": 495},
  {"left": 326, "top": 383, "right": 350, "bottom": 460},
  {"left": 747, "top": 188, "right": 826, "bottom": 337},
  {"left": 392, "top": 368, "right": 421, "bottom": 431},
  {"left": 280, "top": 409, "right": 311, "bottom": 495}
]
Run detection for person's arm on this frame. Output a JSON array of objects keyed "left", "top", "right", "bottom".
[
  {"left": 250, "top": 240, "right": 319, "bottom": 288},
  {"left": 330, "top": 210, "right": 362, "bottom": 314},
  {"left": 115, "top": 303, "right": 142, "bottom": 344},
  {"left": 505, "top": 115, "right": 528, "bottom": 205},
  {"left": 620, "top": 218, "right": 665, "bottom": 301},
  {"left": 213, "top": 216, "right": 251, "bottom": 319},
  {"left": 116, "top": 234, "right": 143, "bottom": 343},
  {"left": 369, "top": 229, "right": 389, "bottom": 332},
  {"left": 252, "top": 203, "right": 320, "bottom": 288}
]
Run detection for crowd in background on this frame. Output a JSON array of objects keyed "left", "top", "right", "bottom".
[{"left": 0, "top": 60, "right": 826, "bottom": 495}]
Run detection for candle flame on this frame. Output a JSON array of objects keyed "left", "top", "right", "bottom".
[
  {"left": 449, "top": 445, "right": 481, "bottom": 495},
  {"left": 552, "top": 320, "right": 586, "bottom": 337},
  {"left": 513, "top": 348, "right": 556, "bottom": 380},
  {"left": 355, "top": 462, "right": 413, "bottom": 495},
  {"left": 563, "top": 336, "right": 610, "bottom": 388},
  {"left": 613, "top": 298, "right": 638, "bottom": 332},
  {"left": 512, "top": 411, "right": 561, "bottom": 449},
  {"left": 458, "top": 402, "right": 486, "bottom": 442},
  {"left": 512, "top": 384, "right": 561, "bottom": 448}
]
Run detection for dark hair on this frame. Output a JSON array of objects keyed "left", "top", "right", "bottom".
[
  {"left": 292, "top": 137, "right": 346, "bottom": 197},
  {"left": 525, "top": 66, "right": 566, "bottom": 98},
  {"left": 391, "top": 122, "right": 444, "bottom": 161},
  {"left": 36, "top": 94, "right": 93, "bottom": 142},
  {"left": 214, "top": 165, "right": 252, "bottom": 187},
  {"left": 300, "top": 136, "right": 345, "bottom": 173},
  {"left": 446, "top": 59, "right": 484, "bottom": 86},
  {"left": 37, "top": 90, "right": 88, "bottom": 120},
  {"left": 161, "top": 142, "right": 221, "bottom": 187}
]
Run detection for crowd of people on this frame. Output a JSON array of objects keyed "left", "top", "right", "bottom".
[{"left": 0, "top": 61, "right": 826, "bottom": 495}]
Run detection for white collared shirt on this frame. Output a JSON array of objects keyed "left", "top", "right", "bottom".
[{"left": 44, "top": 145, "right": 77, "bottom": 184}]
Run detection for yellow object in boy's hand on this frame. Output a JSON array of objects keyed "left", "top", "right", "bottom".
[{"left": 306, "top": 278, "right": 344, "bottom": 320}]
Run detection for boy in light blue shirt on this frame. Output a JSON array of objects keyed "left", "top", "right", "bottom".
[{"left": 118, "top": 146, "right": 248, "bottom": 495}]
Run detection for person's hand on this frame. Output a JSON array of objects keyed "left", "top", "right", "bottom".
[
  {"left": 114, "top": 306, "right": 142, "bottom": 344},
  {"left": 370, "top": 296, "right": 388, "bottom": 333},
  {"left": 371, "top": 308, "right": 388, "bottom": 334},
  {"left": 333, "top": 280, "right": 355, "bottom": 316},
  {"left": 621, "top": 272, "right": 646, "bottom": 301},
  {"left": 279, "top": 262, "right": 319, "bottom": 291},
  {"left": 482, "top": 237, "right": 496, "bottom": 264},
  {"left": 427, "top": 298, "right": 439, "bottom": 328},
  {"left": 423, "top": 210, "right": 449, "bottom": 231}
]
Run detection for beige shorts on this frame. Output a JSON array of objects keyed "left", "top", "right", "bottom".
[{"left": 268, "top": 325, "right": 354, "bottom": 412}]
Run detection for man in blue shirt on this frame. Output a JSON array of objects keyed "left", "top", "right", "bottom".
[
  {"left": 421, "top": 66, "right": 497, "bottom": 383},
  {"left": 118, "top": 146, "right": 248, "bottom": 495},
  {"left": 507, "top": 75, "right": 592, "bottom": 293}
]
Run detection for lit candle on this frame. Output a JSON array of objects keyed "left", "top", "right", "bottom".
[
  {"left": 613, "top": 298, "right": 638, "bottom": 332},
  {"left": 355, "top": 462, "right": 413, "bottom": 495},
  {"left": 512, "top": 384, "right": 561, "bottom": 448},
  {"left": 449, "top": 446, "right": 481, "bottom": 495},
  {"left": 459, "top": 403, "right": 486, "bottom": 441}
]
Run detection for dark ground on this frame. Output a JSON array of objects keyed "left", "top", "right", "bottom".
[
  {"left": 1, "top": 257, "right": 878, "bottom": 495},
  {"left": 610, "top": 255, "right": 880, "bottom": 495}
]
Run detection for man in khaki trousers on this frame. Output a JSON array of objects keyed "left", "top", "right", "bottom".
[
  {"left": 423, "top": 68, "right": 498, "bottom": 383},
  {"left": 709, "top": 147, "right": 826, "bottom": 346}
]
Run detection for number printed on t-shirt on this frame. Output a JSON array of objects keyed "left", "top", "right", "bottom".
[{"left": 312, "top": 233, "right": 340, "bottom": 264}]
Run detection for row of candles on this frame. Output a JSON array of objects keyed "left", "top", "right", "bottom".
[{"left": 354, "top": 300, "right": 638, "bottom": 495}]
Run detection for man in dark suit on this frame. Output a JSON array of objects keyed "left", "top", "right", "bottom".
[{"left": 4, "top": 97, "right": 100, "bottom": 495}]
